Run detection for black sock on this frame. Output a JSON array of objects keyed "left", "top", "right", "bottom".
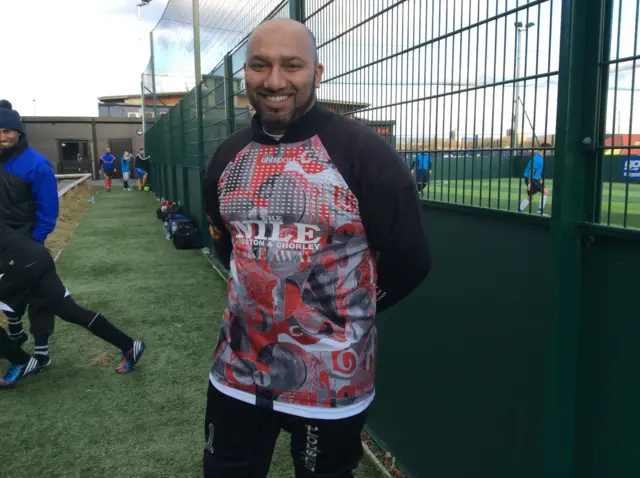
[
  {"left": 48, "top": 296, "right": 134, "bottom": 353},
  {"left": 124, "top": 180, "right": 129, "bottom": 189},
  {"left": 86, "top": 314, "right": 134, "bottom": 354},
  {"left": 0, "top": 327, "right": 30, "bottom": 365},
  {"left": 33, "top": 335, "right": 50, "bottom": 361}
]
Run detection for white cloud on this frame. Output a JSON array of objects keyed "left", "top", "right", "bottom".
[{"left": 0, "top": 0, "right": 168, "bottom": 117}]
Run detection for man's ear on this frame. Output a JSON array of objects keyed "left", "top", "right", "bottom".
[{"left": 315, "top": 63, "right": 324, "bottom": 88}]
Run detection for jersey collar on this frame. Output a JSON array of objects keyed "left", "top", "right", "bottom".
[{"left": 251, "top": 104, "right": 333, "bottom": 144}]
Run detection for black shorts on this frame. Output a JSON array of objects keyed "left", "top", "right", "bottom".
[
  {"left": 0, "top": 240, "right": 65, "bottom": 335},
  {"left": 203, "top": 382, "right": 368, "bottom": 478},
  {"left": 103, "top": 169, "right": 114, "bottom": 178},
  {"left": 525, "top": 178, "right": 544, "bottom": 196}
]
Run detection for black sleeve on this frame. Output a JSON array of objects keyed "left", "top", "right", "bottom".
[
  {"left": 204, "top": 148, "right": 233, "bottom": 271},
  {"left": 357, "top": 135, "right": 432, "bottom": 313}
]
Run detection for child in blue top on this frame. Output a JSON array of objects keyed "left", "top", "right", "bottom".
[{"left": 121, "top": 151, "right": 132, "bottom": 191}]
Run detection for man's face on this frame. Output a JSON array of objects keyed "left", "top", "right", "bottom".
[
  {"left": 0, "top": 128, "right": 19, "bottom": 150},
  {"left": 106, "top": 148, "right": 111, "bottom": 154},
  {"left": 244, "top": 23, "right": 324, "bottom": 133}
]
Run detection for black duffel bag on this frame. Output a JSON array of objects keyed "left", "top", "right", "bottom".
[{"left": 172, "top": 218, "right": 203, "bottom": 250}]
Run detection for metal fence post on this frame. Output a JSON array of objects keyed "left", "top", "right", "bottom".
[
  {"left": 150, "top": 31, "right": 158, "bottom": 122},
  {"left": 289, "top": 0, "right": 305, "bottom": 21},
  {"left": 193, "top": 0, "right": 204, "bottom": 167},
  {"left": 544, "top": 0, "right": 611, "bottom": 476},
  {"left": 141, "top": 75, "right": 146, "bottom": 147},
  {"left": 193, "top": 0, "right": 209, "bottom": 244},
  {"left": 179, "top": 100, "right": 190, "bottom": 212},
  {"left": 224, "top": 54, "right": 235, "bottom": 135}
]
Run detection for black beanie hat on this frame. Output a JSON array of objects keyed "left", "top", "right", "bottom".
[{"left": 0, "top": 100, "right": 24, "bottom": 134}]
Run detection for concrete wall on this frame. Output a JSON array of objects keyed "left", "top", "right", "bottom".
[{"left": 22, "top": 117, "right": 147, "bottom": 179}]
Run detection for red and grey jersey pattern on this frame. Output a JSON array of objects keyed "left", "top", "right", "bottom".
[
  {"left": 205, "top": 105, "right": 432, "bottom": 417},
  {"left": 211, "top": 134, "right": 378, "bottom": 410}
]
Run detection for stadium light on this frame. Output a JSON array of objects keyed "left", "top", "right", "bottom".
[{"left": 511, "top": 21, "right": 536, "bottom": 150}]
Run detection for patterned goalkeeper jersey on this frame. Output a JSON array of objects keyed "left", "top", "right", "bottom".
[{"left": 204, "top": 105, "right": 431, "bottom": 419}]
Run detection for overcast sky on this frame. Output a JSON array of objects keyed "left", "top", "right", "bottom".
[{"left": 0, "top": 0, "right": 169, "bottom": 117}]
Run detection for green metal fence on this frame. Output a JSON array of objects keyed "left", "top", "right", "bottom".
[{"left": 145, "top": 0, "right": 640, "bottom": 476}]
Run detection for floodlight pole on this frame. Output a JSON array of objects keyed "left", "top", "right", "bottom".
[
  {"left": 511, "top": 21, "right": 535, "bottom": 150},
  {"left": 193, "top": 0, "right": 204, "bottom": 167},
  {"left": 150, "top": 31, "right": 158, "bottom": 122},
  {"left": 141, "top": 74, "right": 146, "bottom": 141}
]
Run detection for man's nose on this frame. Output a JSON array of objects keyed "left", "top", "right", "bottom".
[{"left": 264, "top": 66, "right": 288, "bottom": 92}]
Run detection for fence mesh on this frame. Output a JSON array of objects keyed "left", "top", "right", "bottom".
[
  {"left": 143, "top": 0, "right": 640, "bottom": 259},
  {"left": 308, "top": 0, "right": 561, "bottom": 212},
  {"left": 143, "top": 0, "right": 287, "bottom": 96},
  {"left": 140, "top": 1, "right": 640, "bottom": 476},
  {"left": 598, "top": 0, "right": 640, "bottom": 228}
]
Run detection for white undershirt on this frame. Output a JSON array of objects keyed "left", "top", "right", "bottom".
[
  {"left": 210, "top": 374, "right": 375, "bottom": 420},
  {"left": 263, "top": 127, "right": 283, "bottom": 141}
]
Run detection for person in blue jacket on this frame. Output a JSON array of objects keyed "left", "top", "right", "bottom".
[
  {"left": 121, "top": 151, "right": 132, "bottom": 191},
  {"left": 410, "top": 151, "right": 431, "bottom": 198},
  {"left": 0, "top": 101, "right": 145, "bottom": 382},
  {"left": 0, "top": 100, "right": 60, "bottom": 362},
  {"left": 517, "top": 142, "right": 552, "bottom": 214}
]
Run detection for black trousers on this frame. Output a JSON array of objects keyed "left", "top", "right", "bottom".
[
  {"left": 203, "top": 382, "right": 368, "bottom": 478},
  {"left": 1, "top": 240, "right": 84, "bottom": 335}
]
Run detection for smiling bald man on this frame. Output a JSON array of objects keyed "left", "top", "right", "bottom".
[{"left": 203, "top": 18, "right": 432, "bottom": 478}]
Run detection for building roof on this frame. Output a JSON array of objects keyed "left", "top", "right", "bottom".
[
  {"left": 98, "top": 92, "right": 186, "bottom": 103},
  {"left": 603, "top": 134, "right": 640, "bottom": 155}
]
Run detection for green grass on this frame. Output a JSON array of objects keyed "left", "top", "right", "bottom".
[
  {"left": 421, "top": 178, "right": 640, "bottom": 228},
  {"left": 0, "top": 188, "right": 383, "bottom": 478}
]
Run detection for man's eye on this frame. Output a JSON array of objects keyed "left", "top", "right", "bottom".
[
  {"left": 286, "top": 64, "right": 302, "bottom": 69},
  {"left": 251, "top": 63, "right": 267, "bottom": 70}
]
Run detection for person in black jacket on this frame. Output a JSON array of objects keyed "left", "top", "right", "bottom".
[
  {"left": 202, "top": 18, "right": 431, "bottom": 478},
  {"left": 0, "top": 100, "right": 60, "bottom": 360},
  {"left": 0, "top": 222, "right": 146, "bottom": 388},
  {"left": 135, "top": 148, "right": 150, "bottom": 191}
]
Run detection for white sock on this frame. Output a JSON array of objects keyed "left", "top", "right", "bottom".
[
  {"left": 519, "top": 199, "right": 530, "bottom": 211},
  {"left": 539, "top": 195, "right": 548, "bottom": 211}
]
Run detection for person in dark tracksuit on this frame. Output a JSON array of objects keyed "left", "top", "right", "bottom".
[
  {"left": 135, "top": 148, "right": 150, "bottom": 191},
  {"left": 0, "top": 101, "right": 146, "bottom": 388}
]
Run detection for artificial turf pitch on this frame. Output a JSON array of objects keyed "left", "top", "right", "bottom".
[
  {"left": 421, "top": 178, "right": 640, "bottom": 228},
  {"left": 0, "top": 187, "right": 383, "bottom": 478}
]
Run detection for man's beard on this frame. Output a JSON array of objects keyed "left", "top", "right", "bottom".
[
  {"left": 0, "top": 140, "right": 17, "bottom": 151},
  {"left": 254, "top": 77, "right": 317, "bottom": 133}
]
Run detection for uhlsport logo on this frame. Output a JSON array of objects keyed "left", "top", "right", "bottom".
[
  {"left": 261, "top": 149, "right": 315, "bottom": 165},
  {"left": 623, "top": 156, "right": 640, "bottom": 180}
]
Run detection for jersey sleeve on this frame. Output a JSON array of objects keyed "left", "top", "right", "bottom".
[
  {"left": 203, "top": 131, "right": 251, "bottom": 270},
  {"left": 356, "top": 137, "right": 432, "bottom": 312},
  {"left": 30, "top": 160, "right": 59, "bottom": 243}
]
